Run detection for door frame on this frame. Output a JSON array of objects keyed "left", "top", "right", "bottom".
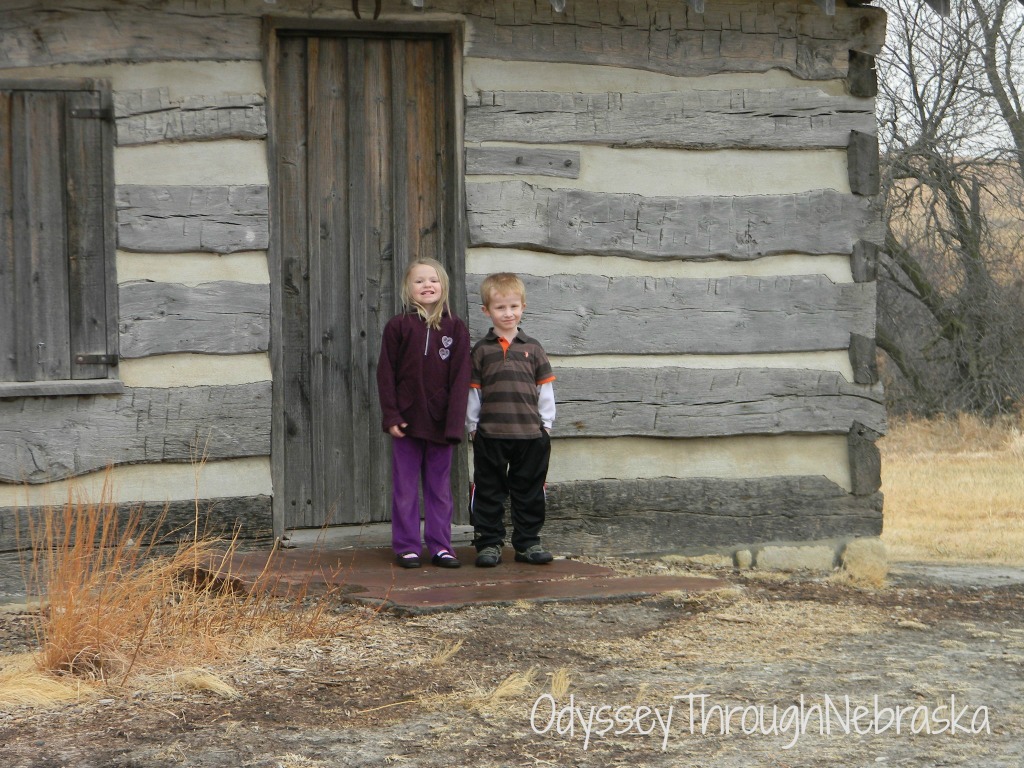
[{"left": 264, "top": 16, "right": 467, "bottom": 540}]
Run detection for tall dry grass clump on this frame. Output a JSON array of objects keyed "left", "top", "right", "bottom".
[
  {"left": 4, "top": 475, "right": 360, "bottom": 708},
  {"left": 881, "top": 413, "right": 1024, "bottom": 565}
]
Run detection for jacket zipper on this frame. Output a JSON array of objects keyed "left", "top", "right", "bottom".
[{"left": 424, "top": 327, "right": 430, "bottom": 356}]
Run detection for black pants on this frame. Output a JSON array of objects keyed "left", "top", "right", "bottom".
[{"left": 471, "top": 432, "right": 550, "bottom": 552}]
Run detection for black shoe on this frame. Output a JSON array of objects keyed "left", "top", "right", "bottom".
[
  {"left": 514, "top": 545, "right": 553, "bottom": 564},
  {"left": 475, "top": 545, "right": 502, "bottom": 567},
  {"left": 431, "top": 550, "right": 461, "bottom": 568},
  {"left": 396, "top": 553, "right": 421, "bottom": 568}
]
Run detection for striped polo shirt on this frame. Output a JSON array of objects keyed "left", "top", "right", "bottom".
[{"left": 470, "top": 329, "right": 555, "bottom": 439}]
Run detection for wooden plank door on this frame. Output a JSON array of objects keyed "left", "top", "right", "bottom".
[{"left": 272, "top": 30, "right": 465, "bottom": 531}]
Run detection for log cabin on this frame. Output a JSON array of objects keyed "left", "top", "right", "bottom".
[{"left": 0, "top": 0, "right": 892, "bottom": 565}]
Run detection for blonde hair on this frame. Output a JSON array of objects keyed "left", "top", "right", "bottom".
[
  {"left": 401, "top": 257, "right": 451, "bottom": 330},
  {"left": 479, "top": 272, "right": 526, "bottom": 307}
]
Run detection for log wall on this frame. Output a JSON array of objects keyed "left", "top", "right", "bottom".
[{"left": 0, "top": 0, "right": 887, "bottom": 556}]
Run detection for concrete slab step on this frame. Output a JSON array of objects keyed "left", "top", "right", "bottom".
[{"left": 210, "top": 545, "right": 730, "bottom": 614}]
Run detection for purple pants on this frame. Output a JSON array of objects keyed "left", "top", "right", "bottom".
[{"left": 390, "top": 436, "right": 455, "bottom": 557}]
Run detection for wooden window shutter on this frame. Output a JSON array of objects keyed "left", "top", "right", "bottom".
[{"left": 0, "top": 81, "right": 117, "bottom": 386}]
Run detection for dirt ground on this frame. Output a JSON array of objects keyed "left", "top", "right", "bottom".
[{"left": 2, "top": 559, "right": 1023, "bottom": 768}]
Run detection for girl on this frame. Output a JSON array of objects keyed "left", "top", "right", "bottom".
[{"left": 376, "top": 258, "right": 471, "bottom": 569}]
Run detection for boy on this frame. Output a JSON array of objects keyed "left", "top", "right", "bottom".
[{"left": 467, "top": 273, "right": 556, "bottom": 567}]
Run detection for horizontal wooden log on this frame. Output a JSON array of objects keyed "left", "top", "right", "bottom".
[
  {"left": 461, "top": 0, "right": 887, "bottom": 80},
  {"left": 0, "top": 495, "right": 273, "bottom": 554},
  {"left": 465, "top": 89, "right": 876, "bottom": 149},
  {"left": 119, "top": 280, "right": 270, "bottom": 358},
  {"left": 0, "top": 382, "right": 271, "bottom": 484},
  {"left": 545, "top": 476, "right": 883, "bottom": 556},
  {"left": 1, "top": 0, "right": 885, "bottom": 77},
  {"left": 114, "top": 88, "right": 267, "bottom": 145},
  {"left": 466, "top": 181, "right": 883, "bottom": 261},
  {"left": 554, "top": 367, "right": 885, "bottom": 437},
  {"left": 467, "top": 273, "right": 876, "bottom": 354},
  {"left": 465, "top": 146, "right": 581, "bottom": 177},
  {"left": 116, "top": 185, "right": 269, "bottom": 254},
  {"left": 0, "top": 4, "right": 260, "bottom": 68}
]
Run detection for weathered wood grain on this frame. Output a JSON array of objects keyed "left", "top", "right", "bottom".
[
  {"left": 465, "top": 146, "right": 581, "bottom": 177},
  {"left": 544, "top": 476, "right": 883, "bottom": 556},
  {"left": 848, "top": 129, "right": 880, "bottom": 196},
  {"left": 14, "top": 89, "right": 72, "bottom": 381},
  {"left": 67, "top": 87, "right": 119, "bottom": 381},
  {"left": 0, "top": 0, "right": 885, "bottom": 77},
  {"left": 466, "top": 181, "right": 883, "bottom": 260},
  {"left": 847, "top": 333, "right": 878, "bottom": 385},
  {"left": 554, "top": 367, "right": 886, "bottom": 437},
  {"left": 118, "top": 280, "right": 270, "bottom": 358},
  {"left": 847, "top": 50, "right": 878, "bottom": 98},
  {"left": 0, "top": 4, "right": 261, "bottom": 67},
  {"left": 270, "top": 33, "right": 314, "bottom": 534},
  {"left": 116, "top": 185, "right": 269, "bottom": 254},
  {"left": 848, "top": 421, "right": 882, "bottom": 496},
  {"left": 467, "top": 273, "right": 876, "bottom": 354},
  {"left": 0, "top": 383, "right": 271, "bottom": 485},
  {"left": 0, "top": 92, "right": 14, "bottom": 384},
  {"left": 0, "top": 379, "right": 124, "bottom": 398},
  {"left": 114, "top": 88, "right": 267, "bottom": 145},
  {"left": 851, "top": 239, "right": 879, "bottom": 283},
  {"left": 460, "top": 0, "right": 887, "bottom": 80},
  {"left": 465, "top": 89, "right": 876, "bottom": 149},
  {"left": 0, "top": 496, "right": 273, "bottom": 554}
]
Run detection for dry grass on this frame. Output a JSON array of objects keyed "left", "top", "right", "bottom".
[
  {"left": 429, "top": 639, "right": 464, "bottom": 666},
  {"left": 881, "top": 413, "right": 1024, "bottom": 565},
  {"left": 0, "top": 653, "right": 89, "bottom": 707},
  {"left": 548, "top": 667, "right": 570, "bottom": 699},
  {"left": 0, "top": 475, "right": 365, "bottom": 710},
  {"left": 465, "top": 667, "right": 538, "bottom": 712}
]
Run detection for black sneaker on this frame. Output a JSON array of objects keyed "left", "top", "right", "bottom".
[
  {"left": 514, "top": 545, "right": 553, "bottom": 564},
  {"left": 475, "top": 545, "right": 502, "bottom": 567}
]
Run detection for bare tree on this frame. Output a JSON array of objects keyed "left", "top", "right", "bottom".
[{"left": 876, "top": 0, "right": 1024, "bottom": 415}]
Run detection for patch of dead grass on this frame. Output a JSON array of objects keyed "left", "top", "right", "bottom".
[
  {"left": 583, "top": 595, "right": 888, "bottom": 668},
  {"left": 881, "top": 415, "right": 1024, "bottom": 565},
  {"left": 0, "top": 653, "right": 91, "bottom": 707},
  {"left": 0, "top": 476, "right": 376, "bottom": 711},
  {"left": 466, "top": 667, "right": 538, "bottom": 711}
]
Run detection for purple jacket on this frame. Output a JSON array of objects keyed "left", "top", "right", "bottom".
[{"left": 376, "top": 309, "right": 471, "bottom": 444}]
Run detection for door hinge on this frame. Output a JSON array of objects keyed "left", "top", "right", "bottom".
[
  {"left": 74, "top": 353, "right": 119, "bottom": 366},
  {"left": 70, "top": 106, "right": 115, "bottom": 121}
]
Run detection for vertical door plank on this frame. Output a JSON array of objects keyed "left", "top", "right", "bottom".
[
  {"left": 16, "top": 91, "right": 70, "bottom": 382},
  {"left": 345, "top": 39, "right": 374, "bottom": 524},
  {"left": 274, "top": 35, "right": 315, "bottom": 529},
  {"left": 0, "top": 92, "right": 16, "bottom": 381},
  {"left": 405, "top": 38, "right": 441, "bottom": 265},
  {"left": 65, "top": 89, "right": 112, "bottom": 379},
  {"left": 435, "top": 36, "right": 470, "bottom": 524},
  {"left": 353, "top": 38, "right": 394, "bottom": 524},
  {"left": 389, "top": 40, "right": 411, "bottom": 275},
  {"left": 309, "top": 37, "right": 355, "bottom": 526}
]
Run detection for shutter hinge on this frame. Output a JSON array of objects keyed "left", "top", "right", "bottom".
[
  {"left": 74, "top": 353, "right": 119, "bottom": 366},
  {"left": 70, "top": 106, "right": 115, "bottom": 121}
]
